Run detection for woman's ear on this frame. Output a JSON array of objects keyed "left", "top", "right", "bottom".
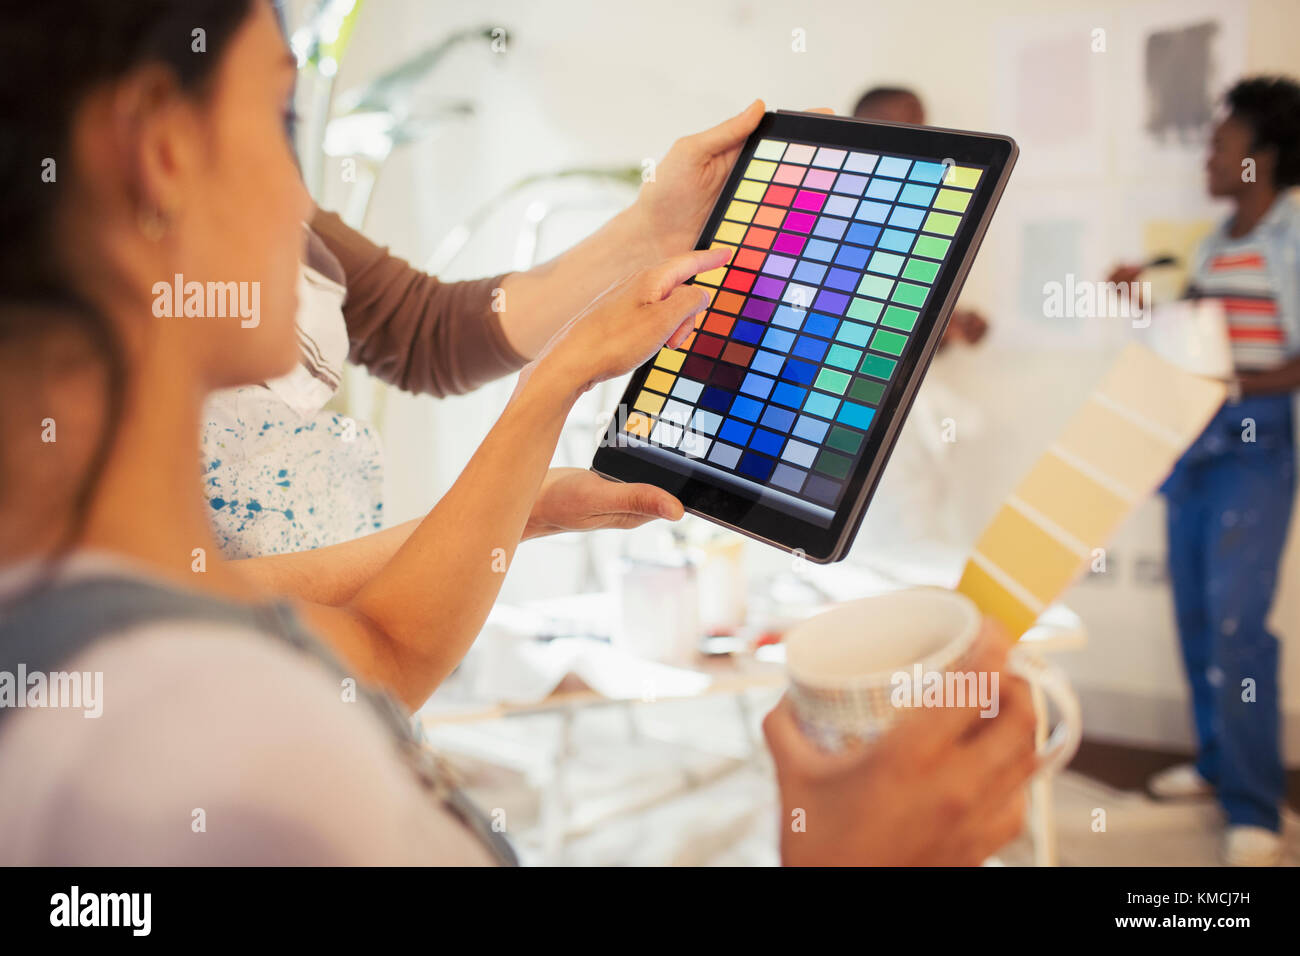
[
  {"left": 107, "top": 64, "right": 201, "bottom": 226},
  {"left": 1254, "top": 144, "right": 1279, "bottom": 187}
]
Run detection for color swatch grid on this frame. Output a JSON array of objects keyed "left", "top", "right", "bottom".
[{"left": 623, "top": 137, "right": 984, "bottom": 512}]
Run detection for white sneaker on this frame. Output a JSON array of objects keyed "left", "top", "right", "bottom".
[
  {"left": 1146, "top": 763, "right": 1214, "bottom": 800},
  {"left": 1223, "top": 826, "right": 1283, "bottom": 867}
]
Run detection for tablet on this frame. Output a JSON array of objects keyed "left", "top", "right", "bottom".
[{"left": 592, "top": 110, "right": 1017, "bottom": 562}]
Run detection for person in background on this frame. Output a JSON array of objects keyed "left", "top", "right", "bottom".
[
  {"left": 1109, "top": 76, "right": 1300, "bottom": 866},
  {"left": 0, "top": 0, "right": 1039, "bottom": 866},
  {"left": 854, "top": 86, "right": 989, "bottom": 348},
  {"left": 854, "top": 85, "right": 926, "bottom": 126},
  {"left": 847, "top": 86, "right": 989, "bottom": 559}
]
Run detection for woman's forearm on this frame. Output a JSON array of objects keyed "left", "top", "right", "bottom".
[
  {"left": 232, "top": 520, "right": 419, "bottom": 606},
  {"left": 300, "top": 365, "right": 579, "bottom": 708},
  {"left": 1240, "top": 355, "right": 1300, "bottom": 396},
  {"left": 262, "top": 246, "right": 721, "bottom": 709}
]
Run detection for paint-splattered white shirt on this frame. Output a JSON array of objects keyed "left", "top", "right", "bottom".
[{"left": 201, "top": 385, "right": 384, "bottom": 559}]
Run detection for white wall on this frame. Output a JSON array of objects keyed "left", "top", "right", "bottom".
[{"left": 302, "top": 0, "right": 1300, "bottom": 757}]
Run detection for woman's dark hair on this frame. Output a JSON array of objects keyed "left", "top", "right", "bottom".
[
  {"left": 1225, "top": 75, "right": 1300, "bottom": 188},
  {"left": 0, "top": 0, "right": 255, "bottom": 566}
]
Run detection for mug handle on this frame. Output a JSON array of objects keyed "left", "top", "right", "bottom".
[{"left": 1010, "top": 651, "right": 1082, "bottom": 775}]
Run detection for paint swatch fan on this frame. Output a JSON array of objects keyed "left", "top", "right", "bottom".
[
  {"left": 957, "top": 344, "right": 1227, "bottom": 637},
  {"left": 1141, "top": 298, "right": 1233, "bottom": 380}
]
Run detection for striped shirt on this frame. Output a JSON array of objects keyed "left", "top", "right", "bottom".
[{"left": 1188, "top": 238, "right": 1284, "bottom": 371}]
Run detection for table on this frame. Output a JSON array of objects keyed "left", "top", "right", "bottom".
[{"left": 419, "top": 558, "right": 1087, "bottom": 865}]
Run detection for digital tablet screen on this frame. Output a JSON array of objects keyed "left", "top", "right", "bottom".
[{"left": 594, "top": 111, "right": 1015, "bottom": 561}]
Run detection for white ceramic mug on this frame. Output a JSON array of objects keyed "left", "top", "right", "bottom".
[{"left": 784, "top": 587, "right": 1081, "bottom": 774}]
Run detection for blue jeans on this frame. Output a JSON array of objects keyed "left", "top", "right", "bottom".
[{"left": 1161, "top": 394, "right": 1294, "bottom": 831}]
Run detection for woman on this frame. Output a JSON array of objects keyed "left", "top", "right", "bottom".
[
  {"left": 1111, "top": 76, "right": 1300, "bottom": 867},
  {"left": 199, "top": 0, "right": 774, "bottom": 559},
  {"left": 205, "top": 108, "right": 775, "bottom": 557},
  {"left": 0, "top": 0, "right": 1036, "bottom": 865}
]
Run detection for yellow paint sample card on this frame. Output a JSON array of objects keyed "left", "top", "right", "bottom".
[{"left": 958, "top": 344, "right": 1227, "bottom": 638}]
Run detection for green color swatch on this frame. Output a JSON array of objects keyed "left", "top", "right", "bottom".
[
  {"left": 847, "top": 297, "right": 883, "bottom": 324},
  {"left": 826, "top": 425, "right": 865, "bottom": 454},
  {"left": 912, "top": 235, "right": 950, "bottom": 260},
  {"left": 891, "top": 282, "right": 928, "bottom": 308},
  {"left": 903, "top": 258, "right": 940, "bottom": 283},
  {"left": 881, "top": 305, "right": 919, "bottom": 333},
  {"left": 814, "top": 367, "right": 850, "bottom": 394},
  {"left": 848, "top": 378, "right": 885, "bottom": 405},
  {"left": 859, "top": 352, "right": 897, "bottom": 380},
  {"left": 815, "top": 450, "right": 852, "bottom": 479},
  {"left": 922, "top": 211, "right": 960, "bottom": 236},
  {"left": 870, "top": 328, "right": 908, "bottom": 356},
  {"left": 855, "top": 274, "right": 894, "bottom": 300}
]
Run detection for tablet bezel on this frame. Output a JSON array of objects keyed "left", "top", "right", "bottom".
[{"left": 592, "top": 109, "right": 1017, "bottom": 562}]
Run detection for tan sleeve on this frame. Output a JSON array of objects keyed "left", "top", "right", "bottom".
[{"left": 310, "top": 208, "right": 527, "bottom": 397}]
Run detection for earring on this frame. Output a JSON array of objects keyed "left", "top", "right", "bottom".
[{"left": 137, "top": 204, "right": 171, "bottom": 242}]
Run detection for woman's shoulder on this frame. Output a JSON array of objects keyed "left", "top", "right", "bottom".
[
  {"left": 0, "top": 611, "right": 490, "bottom": 865},
  {"left": 1251, "top": 188, "right": 1300, "bottom": 247}
]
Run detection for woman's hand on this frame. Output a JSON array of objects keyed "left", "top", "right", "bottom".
[
  {"left": 631, "top": 100, "right": 766, "bottom": 261},
  {"left": 1106, "top": 263, "right": 1143, "bottom": 287},
  {"left": 1105, "top": 263, "right": 1146, "bottom": 312},
  {"left": 764, "top": 621, "right": 1038, "bottom": 866},
  {"left": 524, "top": 467, "right": 683, "bottom": 538},
  {"left": 942, "top": 307, "right": 990, "bottom": 347},
  {"left": 534, "top": 246, "right": 729, "bottom": 397},
  {"left": 631, "top": 102, "right": 837, "bottom": 261}
]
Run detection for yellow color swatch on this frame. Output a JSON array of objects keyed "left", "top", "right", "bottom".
[
  {"left": 715, "top": 221, "right": 746, "bottom": 244},
  {"left": 654, "top": 348, "right": 685, "bottom": 372},
  {"left": 957, "top": 560, "right": 1040, "bottom": 639},
  {"left": 1095, "top": 343, "right": 1228, "bottom": 440},
  {"left": 643, "top": 369, "right": 676, "bottom": 395},
  {"left": 694, "top": 266, "right": 727, "bottom": 287},
  {"left": 624, "top": 412, "right": 653, "bottom": 439},
  {"left": 744, "top": 159, "right": 777, "bottom": 181},
  {"left": 633, "top": 390, "right": 665, "bottom": 415},
  {"left": 975, "top": 505, "right": 1084, "bottom": 607},
  {"left": 1055, "top": 400, "right": 1173, "bottom": 498},
  {"left": 958, "top": 345, "right": 1226, "bottom": 638},
  {"left": 1015, "top": 453, "right": 1128, "bottom": 547},
  {"left": 735, "top": 180, "right": 767, "bottom": 203},
  {"left": 709, "top": 242, "right": 737, "bottom": 262},
  {"left": 932, "top": 188, "right": 971, "bottom": 213},
  {"left": 724, "top": 200, "right": 757, "bottom": 224},
  {"left": 943, "top": 165, "right": 981, "bottom": 189}
]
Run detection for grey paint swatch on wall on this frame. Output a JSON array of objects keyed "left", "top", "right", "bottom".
[{"left": 1144, "top": 21, "right": 1219, "bottom": 144}]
